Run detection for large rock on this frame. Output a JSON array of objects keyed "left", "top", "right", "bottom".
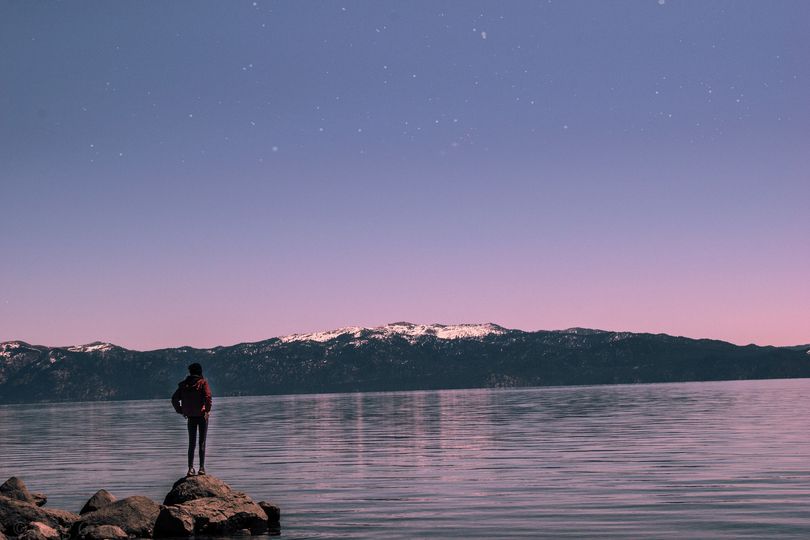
[
  {"left": 71, "top": 496, "right": 160, "bottom": 538},
  {"left": 79, "top": 491, "right": 116, "bottom": 515},
  {"left": 0, "top": 477, "right": 36, "bottom": 505},
  {"left": 162, "top": 476, "right": 233, "bottom": 506},
  {"left": 156, "top": 476, "right": 274, "bottom": 537},
  {"left": 0, "top": 495, "right": 79, "bottom": 535},
  {"left": 73, "top": 524, "right": 128, "bottom": 540},
  {"left": 155, "top": 492, "right": 268, "bottom": 536}
]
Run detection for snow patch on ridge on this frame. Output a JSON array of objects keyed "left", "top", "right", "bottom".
[
  {"left": 0, "top": 341, "right": 26, "bottom": 358},
  {"left": 66, "top": 342, "right": 115, "bottom": 353},
  {"left": 380, "top": 322, "right": 507, "bottom": 340},
  {"left": 279, "top": 322, "right": 507, "bottom": 344},
  {"left": 279, "top": 326, "right": 365, "bottom": 343}
]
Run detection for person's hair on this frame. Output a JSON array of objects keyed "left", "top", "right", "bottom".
[{"left": 188, "top": 363, "right": 203, "bottom": 376}]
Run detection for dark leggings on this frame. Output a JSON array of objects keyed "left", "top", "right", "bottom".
[{"left": 187, "top": 416, "right": 208, "bottom": 469}]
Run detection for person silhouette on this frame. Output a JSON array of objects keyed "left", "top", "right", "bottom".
[{"left": 171, "top": 362, "right": 212, "bottom": 476}]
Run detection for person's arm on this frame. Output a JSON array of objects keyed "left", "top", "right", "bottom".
[
  {"left": 203, "top": 380, "right": 212, "bottom": 415},
  {"left": 171, "top": 386, "right": 183, "bottom": 414}
]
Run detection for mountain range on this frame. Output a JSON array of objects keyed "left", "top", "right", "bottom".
[{"left": 1, "top": 322, "right": 809, "bottom": 404}]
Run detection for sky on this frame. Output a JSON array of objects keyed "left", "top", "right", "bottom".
[{"left": 1, "top": 0, "right": 808, "bottom": 350}]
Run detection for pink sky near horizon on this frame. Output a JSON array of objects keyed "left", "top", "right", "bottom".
[{"left": 2, "top": 258, "right": 808, "bottom": 350}]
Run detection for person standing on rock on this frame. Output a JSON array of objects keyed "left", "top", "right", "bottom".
[{"left": 171, "top": 362, "right": 212, "bottom": 477}]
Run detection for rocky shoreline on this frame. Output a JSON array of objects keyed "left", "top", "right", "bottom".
[{"left": 0, "top": 476, "right": 280, "bottom": 540}]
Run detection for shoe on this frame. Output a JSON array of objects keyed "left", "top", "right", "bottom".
[
  {"left": 198, "top": 468, "right": 206, "bottom": 476},
  {"left": 187, "top": 468, "right": 196, "bottom": 477}
]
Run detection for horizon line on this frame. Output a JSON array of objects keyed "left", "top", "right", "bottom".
[{"left": 2, "top": 322, "right": 808, "bottom": 353}]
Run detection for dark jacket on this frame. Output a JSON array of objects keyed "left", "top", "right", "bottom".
[{"left": 171, "top": 375, "right": 212, "bottom": 417}]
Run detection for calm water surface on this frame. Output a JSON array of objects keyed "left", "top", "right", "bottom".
[{"left": 3, "top": 379, "right": 810, "bottom": 538}]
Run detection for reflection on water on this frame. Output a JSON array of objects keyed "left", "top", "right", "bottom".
[{"left": 3, "top": 379, "right": 810, "bottom": 538}]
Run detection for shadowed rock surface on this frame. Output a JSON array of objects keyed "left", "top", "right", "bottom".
[
  {"left": 79, "top": 491, "right": 115, "bottom": 516},
  {"left": 153, "top": 506, "right": 194, "bottom": 538},
  {"left": 0, "top": 478, "right": 36, "bottom": 506},
  {"left": 0, "top": 495, "right": 79, "bottom": 536},
  {"left": 258, "top": 501, "right": 280, "bottom": 525},
  {"left": 71, "top": 496, "right": 160, "bottom": 538}
]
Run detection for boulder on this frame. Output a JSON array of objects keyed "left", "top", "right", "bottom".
[
  {"left": 73, "top": 524, "right": 128, "bottom": 540},
  {"left": 257, "top": 501, "right": 280, "bottom": 525},
  {"left": 162, "top": 476, "right": 233, "bottom": 506},
  {"left": 0, "top": 477, "right": 36, "bottom": 505},
  {"left": 0, "top": 495, "right": 79, "bottom": 535},
  {"left": 158, "top": 476, "right": 272, "bottom": 536},
  {"left": 71, "top": 496, "right": 160, "bottom": 539},
  {"left": 79, "top": 491, "right": 116, "bottom": 515},
  {"left": 173, "top": 494, "right": 269, "bottom": 536}
]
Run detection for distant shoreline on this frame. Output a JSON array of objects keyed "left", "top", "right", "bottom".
[{"left": 2, "top": 325, "right": 809, "bottom": 405}]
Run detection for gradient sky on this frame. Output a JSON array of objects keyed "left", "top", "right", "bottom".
[{"left": 1, "top": 0, "right": 808, "bottom": 350}]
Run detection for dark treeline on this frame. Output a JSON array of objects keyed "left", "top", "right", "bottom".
[{"left": 1, "top": 329, "right": 809, "bottom": 404}]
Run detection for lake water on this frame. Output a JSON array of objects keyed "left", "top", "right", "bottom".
[{"left": 3, "top": 379, "right": 810, "bottom": 538}]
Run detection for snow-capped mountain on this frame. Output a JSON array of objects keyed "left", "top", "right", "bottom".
[
  {"left": 278, "top": 322, "right": 508, "bottom": 343},
  {"left": 0, "top": 340, "right": 117, "bottom": 357},
  {"left": 66, "top": 342, "right": 117, "bottom": 353}
]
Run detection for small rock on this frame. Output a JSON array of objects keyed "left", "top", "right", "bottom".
[
  {"left": 0, "top": 528, "right": 7, "bottom": 540},
  {"left": 234, "top": 529, "right": 251, "bottom": 536},
  {"left": 257, "top": 501, "right": 280, "bottom": 524},
  {"left": 80, "top": 490, "right": 116, "bottom": 515},
  {"left": 0, "top": 477, "right": 37, "bottom": 505},
  {"left": 162, "top": 475, "right": 233, "bottom": 505},
  {"left": 26, "top": 522, "right": 59, "bottom": 540},
  {"left": 153, "top": 506, "right": 194, "bottom": 538},
  {"left": 31, "top": 493, "right": 48, "bottom": 508},
  {"left": 74, "top": 524, "right": 128, "bottom": 540},
  {"left": 71, "top": 496, "right": 160, "bottom": 538},
  {"left": 18, "top": 529, "right": 48, "bottom": 540}
]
